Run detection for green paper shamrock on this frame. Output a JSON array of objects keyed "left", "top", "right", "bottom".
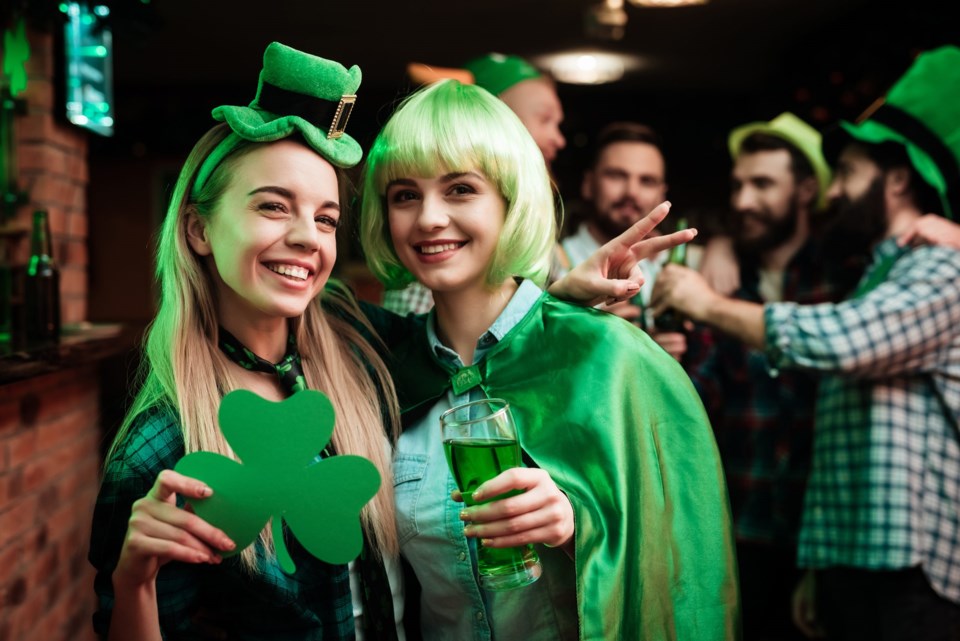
[{"left": 174, "top": 389, "right": 380, "bottom": 574}]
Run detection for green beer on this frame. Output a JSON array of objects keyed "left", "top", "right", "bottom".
[{"left": 440, "top": 400, "right": 542, "bottom": 590}]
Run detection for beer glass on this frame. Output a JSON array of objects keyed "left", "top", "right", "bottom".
[{"left": 440, "top": 398, "right": 542, "bottom": 591}]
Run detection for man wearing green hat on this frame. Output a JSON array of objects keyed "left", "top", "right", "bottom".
[
  {"left": 653, "top": 46, "right": 960, "bottom": 639},
  {"left": 680, "top": 111, "right": 865, "bottom": 641}
]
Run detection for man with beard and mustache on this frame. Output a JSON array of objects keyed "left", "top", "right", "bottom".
[
  {"left": 653, "top": 46, "right": 960, "bottom": 640},
  {"left": 677, "top": 113, "right": 854, "bottom": 641},
  {"left": 559, "top": 122, "right": 690, "bottom": 357}
]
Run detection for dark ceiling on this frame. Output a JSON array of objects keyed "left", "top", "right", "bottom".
[{"left": 89, "top": 0, "right": 957, "bottom": 209}]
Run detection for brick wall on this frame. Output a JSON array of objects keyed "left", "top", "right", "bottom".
[
  {"left": 10, "top": 29, "right": 89, "bottom": 326},
  {"left": 0, "top": 367, "right": 100, "bottom": 641}
]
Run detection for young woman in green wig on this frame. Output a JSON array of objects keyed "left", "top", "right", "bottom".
[
  {"left": 360, "top": 79, "right": 740, "bottom": 641},
  {"left": 88, "top": 43, "right": 680, "bottom": 641}
]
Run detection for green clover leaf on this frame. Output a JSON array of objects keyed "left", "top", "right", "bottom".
[{"left": 174, "top": 389, "right": 381, "bottom": 574}]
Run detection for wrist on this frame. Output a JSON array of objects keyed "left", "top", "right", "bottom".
[{"left": 112, "top": 567, "right": 156, "bottom": 595}]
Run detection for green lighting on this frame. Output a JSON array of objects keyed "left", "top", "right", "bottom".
[
  {"left": 59, "top": 3, "right": 69, "bottom": 13},
  {"left": 81, "top": 14, "right": 94, "bottom": 25},
  {"left": 94, "top": 5, "right": 110, "bottom": 16}
]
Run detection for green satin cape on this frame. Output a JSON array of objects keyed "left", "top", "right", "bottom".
[{"left": 390, "top": 293, "right": 740, "bottom": 640}]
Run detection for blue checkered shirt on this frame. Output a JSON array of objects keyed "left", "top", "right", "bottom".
[{"left": 765, "top": 237, "right": 960, "bottom": 603}]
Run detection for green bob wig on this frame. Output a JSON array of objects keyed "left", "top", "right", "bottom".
[{"left": 359, "top": 80, "right": 558, "bottom": 290}]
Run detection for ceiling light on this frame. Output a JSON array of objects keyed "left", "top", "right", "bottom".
[
  {"left": 533, "top": 51, "right": 644, "bottom": 85},
  {"left": 628, "top": 0, "right": 708, "bottom": 6}
]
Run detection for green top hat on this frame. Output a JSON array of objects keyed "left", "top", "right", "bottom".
[
  {"left": 728, "top": 112, "right": 832, "bottom": 210},
  {"left": 823, "top": 46, "right": 960, "bottom": 220},
  {"left": 463, "top": 53, "right": 542, "bottom": 96},
  {"left": 193, "top": 42, "right": 362, "bottom": 195}
]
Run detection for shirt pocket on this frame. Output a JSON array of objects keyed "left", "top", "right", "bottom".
[{"left": 393, "top": 453, "right": 428, "bottom": 546}]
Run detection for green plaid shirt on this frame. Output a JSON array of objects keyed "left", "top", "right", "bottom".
[
  {"left": 89, "top": 405, "right": 356, "bottom": 640},
  {"left": 765, "top": 238, "right": 960, "bottom": 604}
]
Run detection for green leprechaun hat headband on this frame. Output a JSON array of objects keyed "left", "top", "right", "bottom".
[
  {"left": 193, "top": 42, "right": 362, "bottom": 196},
  {"left": 729, "top": 112, "right": 832, "bottom": 210},
  {"left": 823, "top": 45, "right": 960, "bottom": 220},
  {"left": 463, "top": 53, "right": 543, "bottom": 96}
]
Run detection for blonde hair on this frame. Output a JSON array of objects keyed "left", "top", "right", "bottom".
[
  {"left": 108, "top": 123, "right": 400, "bottom": 568},
  {"left": 360, "top": 80, "right": 558, "bottom": 289}
]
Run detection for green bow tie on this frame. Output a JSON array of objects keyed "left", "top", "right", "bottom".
[{"left": 218, "top": 327, "right": 307, "bottom": 395}]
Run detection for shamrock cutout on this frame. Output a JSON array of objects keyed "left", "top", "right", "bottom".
[{"left": 174, "top": 389, "right": 380, "bottom": 574}]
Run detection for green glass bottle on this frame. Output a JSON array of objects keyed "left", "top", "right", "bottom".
[
  {"left": 653, "top": 217, "right": 688, "bottom": 333},
  {"left": 25, "top": 210, "right": 60, "bottom": 344}
]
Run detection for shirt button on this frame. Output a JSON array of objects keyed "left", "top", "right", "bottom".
[
  {"left": 476, "top": 611, "right": 485, "bottom": 621},
  {"left": 458, "top": 551, "right": 467, "bottom": 561}
]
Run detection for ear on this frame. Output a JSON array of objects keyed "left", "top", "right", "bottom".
[
  {"left": 884, "top": 166, "right": 911, "bottom": 198},
  {"left": 581, "top": 170, "right": 594, "bottom": 201},
  {"left": 796, "top": 175, "right": 819, "bottom": 209},
  {"left": 185, "top": 207, "right": 212, "bottom": 256}
]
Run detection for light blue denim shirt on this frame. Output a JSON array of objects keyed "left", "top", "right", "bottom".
[{"left": 394, "top": 280, "right": 578, "bottom": 641}]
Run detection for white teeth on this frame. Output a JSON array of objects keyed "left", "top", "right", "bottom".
[
  {"left": 267, "top": 264, "right": 309, "bottom": 281},
  {"left": 420, "top": 243, "right": 461, "bottom": 255}
]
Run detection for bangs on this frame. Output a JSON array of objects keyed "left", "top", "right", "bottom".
[{"left": 369, "top": 82, "right": 518, "bottom": 197}]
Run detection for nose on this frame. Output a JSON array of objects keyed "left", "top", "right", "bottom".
[
  {"left": 286, "top": 212, "right": 321, "bottom": 252},
  {"left": 825, "top": 177, "right": 843, "bottom": 202},
  {"left": 732, "top": 185, "right": 758, "bottom": 212},
  {"left": 416, "top": 193, "right": 450, "bottom": 231},
  {"left": 553, "top": 126, "right": 566, "bottom": 151}
]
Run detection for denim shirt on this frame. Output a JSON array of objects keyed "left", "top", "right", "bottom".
[{"left": 394, "top": 280, "right": 578, "bottom": 641}]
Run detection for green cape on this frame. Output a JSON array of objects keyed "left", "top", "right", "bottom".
[{"left": 391, "top": 293, "right": 740, "bottom": 640}]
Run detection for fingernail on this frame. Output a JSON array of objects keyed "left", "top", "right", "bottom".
[
  {"left": 199, "top": 484, "right": 212, "bottom": 497},
  {"left": 223, "top": 538, "right": 236, "bottom": 551},
  {"left": 209, "top": 554, "right": 221, "bottom": 564},
  {"left": 459, "top": 510, "right": 471, "bottom": 521},
  {"left": 463, "top": 525, "right": 475, "bottom": 536},
  {"left": 480, "top": 538, "right": 493, "bottom": 547},
  {"left": 626, "top": 283, "right": 640, "bottom": 293}
]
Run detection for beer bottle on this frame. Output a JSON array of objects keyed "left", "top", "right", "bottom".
[
  {"left": 25, "top": 210, "right": 61, "bottom": 344},
  {"left": 653, "top": 217, "right": 687, "bottom": 333}
]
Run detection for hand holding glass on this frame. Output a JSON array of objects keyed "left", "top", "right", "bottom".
[{"left": 440, "top": 398, "right": 542, "bottom": 591}]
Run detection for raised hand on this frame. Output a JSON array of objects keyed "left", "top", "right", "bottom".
[{"left": 548, "top": 202, "right": 698, "bottom": 307}]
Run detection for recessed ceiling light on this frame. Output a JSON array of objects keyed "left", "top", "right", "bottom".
[
  {"left": 628, "top": 0, "right": 708, "bottom": 6},
  {"left": 534, "top": 50, "right": 645, "bottom": 85}
]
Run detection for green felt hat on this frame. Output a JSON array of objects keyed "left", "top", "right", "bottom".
[
  {"left": 463, "top": 53, "right": 542, "bottom": 96},
  {"left": 193, "top": 42, "right": 362, "bottom": 195},
  {"left": 823, "top": 46, "right": 960, "bottom": 220},
  {"left": 729, "top": 112, "right": 832, "bottom": 210}
]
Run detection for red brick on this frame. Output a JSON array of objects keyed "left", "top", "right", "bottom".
[
  {"left": 29, "top": 543, "right": 59, "bottom": 589},
  {"left": 0, "top": 399, "right": 18, "bottom": 434},
  {"left": 60, "top": 297, "right": 87, "bottom": 325},
  {"left": 34, "top": 373, "right": 97, "bottom": 424},
  {"left": 21, "top": 77, "right": 55, "bottom": 112},
  {"left": 24, "top": 30, "right": 54, "bottom": 78},
  {"left": 35, "top": 404, "right": 97, "bottom": 455},
  {"left": 51, "top": 123, "right": 87, "bottom": 153},
  {"left": 6, "top": 430, "right": 37, "bottom": 469},
  {"left": 0, "top": 496, "right": 38, "bottom": 542},
  {"left": 59, "top": 239, "right": 87, "bottom": 267},
  {"left": 15, "top": 112, "right": 54, "bottom": 143},
  {"left": 0, "top": 535, "right": 26, "bottom": 578},
  {"left": 58, "top": 265, "right": 87, "bottom": 298},
  {"left": 23, "top": 433, "right": 97, "bottom": 495},
  {"left": 66, "top": 211, "right": 88, "bottom": 238},
  {"left": 0, "top": 468, "right": 23, "bottom": 504}
]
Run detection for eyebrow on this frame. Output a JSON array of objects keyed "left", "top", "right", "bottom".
[
  {"left": 248, "top": 185, "right": 339, "bottom": 211},
  {"left": 386, "top": 171, "right": 483, "bottom": 190}
]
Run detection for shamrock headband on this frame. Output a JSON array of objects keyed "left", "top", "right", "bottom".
[
  {"left": 192, "top": 42, "right": 362, "bottom": 198},
  {"left": 463, "top": 53, "right": 543, "bottom": 96},
  {"left": 823, "top": 46, "right": 960, "bottom": 220},
  {"left": 728, "top": 112, "right": 832, "bottom": 210}
]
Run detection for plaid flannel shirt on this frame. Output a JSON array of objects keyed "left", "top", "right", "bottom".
[
  {"left": 381, "top": 283, "right": 434, "bottom": 316},
  {"left": 685, "top": 240, "right": 861, "bottom": 546},
  {"left": 88, "top": 405, "right": 356, "bottom": 640},
  {"left": 765, "top": 238, "right": 960, "bottom": 603}
]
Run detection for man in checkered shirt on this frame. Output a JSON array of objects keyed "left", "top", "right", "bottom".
[{"left": 653, "top": 46, "right": 960, "bottom": 640}]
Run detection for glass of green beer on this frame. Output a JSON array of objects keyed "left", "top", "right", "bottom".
[{"left": 440, "top": 398, "right": 542, "bottom": 591}]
